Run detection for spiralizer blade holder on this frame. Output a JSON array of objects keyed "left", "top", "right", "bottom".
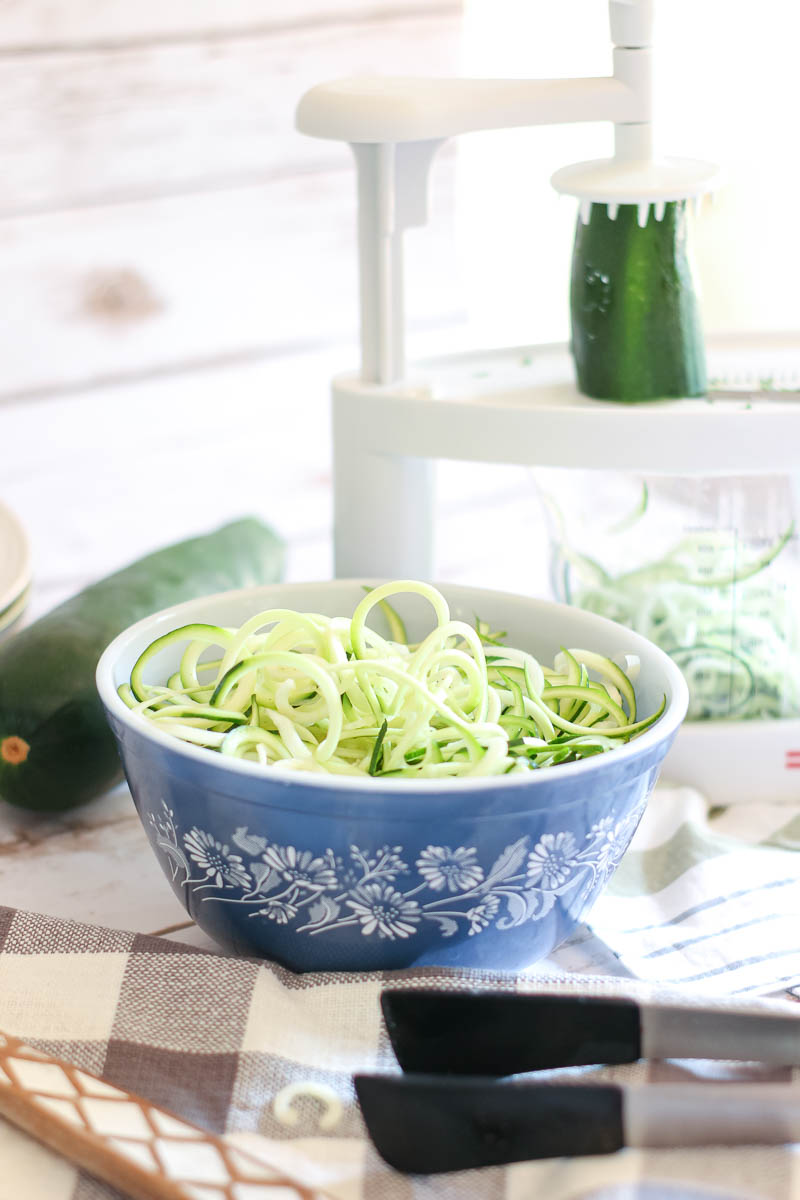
[{"left": 296, "top": 0, "right": 800, "bottom": 804}]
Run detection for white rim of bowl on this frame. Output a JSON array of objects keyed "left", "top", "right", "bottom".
[
  {"left": 96, "top": 580, "right": 690, "bottom": 795},
  {"left": 0, "top": 585, "right": 30, "bottom": 634},
  {"left": 0, "top": 502, "right": 31, "bottom": 614}
]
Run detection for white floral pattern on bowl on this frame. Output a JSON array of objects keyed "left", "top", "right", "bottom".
[{"left": 148, "top": 799, "right": 644, "bottom": 943}]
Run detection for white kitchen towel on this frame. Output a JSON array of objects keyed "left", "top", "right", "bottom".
[{"left": 588, "top": 784, "right": 800, "bottom": 996}]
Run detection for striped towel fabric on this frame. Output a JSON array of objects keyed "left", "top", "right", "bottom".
[{"left": 587, "top": 784, "right": 800, "bottom": 998}]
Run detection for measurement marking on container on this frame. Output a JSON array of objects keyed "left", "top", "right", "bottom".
[{"left": 786, "top": 751, "right": 800, "bottom": 769}]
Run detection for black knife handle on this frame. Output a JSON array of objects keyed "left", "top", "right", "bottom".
[
  {"left": 355, "top": 1074, "right": 624, "bottom": 1173},
  {"left": 381, "top": 990, "right": 642, "bottom": 1075}
]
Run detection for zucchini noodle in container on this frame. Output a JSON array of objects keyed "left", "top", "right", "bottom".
[
  {"left": 538, "top": 472, "right": 800, "bottom": 722},
  {"left": 121, "top": 581, "right": 664, "bottom": 778}
]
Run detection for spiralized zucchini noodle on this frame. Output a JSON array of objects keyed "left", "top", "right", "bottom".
[
  {"left": 120, "top": 581, "right": 663, "bottom": 779},
  {"left": 553, "top": 506, "right": 799, "bottom": 722}
]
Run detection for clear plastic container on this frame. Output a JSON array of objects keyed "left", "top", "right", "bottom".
[{"left": 536, "top": 469, "right": 800, "bottom": 721}]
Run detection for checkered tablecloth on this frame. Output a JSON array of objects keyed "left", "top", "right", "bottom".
[{"left": 1, "top": 784, "right": 800, "bottom": 1200}]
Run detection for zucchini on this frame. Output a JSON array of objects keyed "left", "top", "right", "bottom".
[
  {"left": 570, "top": 201, "right": 707, "bottom": 401},
  {"left": 0, "top": 518, "right": 285, "bottom": 811}
]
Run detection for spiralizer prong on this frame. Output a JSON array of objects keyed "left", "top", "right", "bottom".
[{"left": 552, "top": 0, "right": 719, "bottom": 220}]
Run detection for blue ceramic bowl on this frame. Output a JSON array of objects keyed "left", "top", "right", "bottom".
[{"left": 97, "top": 581, "right": 688, "bottom": 972}]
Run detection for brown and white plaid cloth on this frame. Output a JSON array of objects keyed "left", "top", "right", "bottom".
[{"left": 0, "top": 904, "right": 799, "bottom": 1200}]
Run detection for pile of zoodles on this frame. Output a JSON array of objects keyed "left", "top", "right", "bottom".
[
  {"left": 120, "top": 581, "right": 663, "bottom": 778},
  {"left": 549, "top": 489, "right": 799, "bottom": 721}
]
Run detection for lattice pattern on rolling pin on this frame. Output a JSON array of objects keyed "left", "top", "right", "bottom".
[{"left": 0, "top": 1031, "right": 324, "bottom": 1200}]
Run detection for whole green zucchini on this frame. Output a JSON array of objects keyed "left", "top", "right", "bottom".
[
  {"left": 0, "top": 518, "right": 284, "bottom": 811},
  {"left": 570, "top": 200, "right": 707, "bottom": 401}
]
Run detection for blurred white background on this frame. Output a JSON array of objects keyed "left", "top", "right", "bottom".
[
  {"left": 0, "top": 0, "right": 795, "bottom": 615},
  {"left": 454, "top": 0, "right": 800, "bottom": 351},
  {"left": 0, "top": 0, "right": 792, "bottom": 402}
]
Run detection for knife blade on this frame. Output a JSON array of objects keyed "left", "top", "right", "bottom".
[
  {"left": 355, "top": 1073, "right": 800, "bottom": 1174},
  {"left": 381, "top": 990, "right": 800, "bottom": 1076}
]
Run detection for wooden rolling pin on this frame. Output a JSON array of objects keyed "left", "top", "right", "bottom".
[{"left": 0, "top": 1030, "right": 327, "bottom": 1200}]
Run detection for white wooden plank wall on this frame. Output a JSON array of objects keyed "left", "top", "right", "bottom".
[
  {"left": 0, "top": 13, "right": 460, "bottom": 212},
  {"left": 0, "top": 0, "right": 579, "bottom": 959},
  {"left": 0, "top": 0, "right": 550, "bottom": 635},
  {"left": 0, "top": 0, "right": 544, "bottom": 611},
  {"left": 0, "top": 3, "right": 465, "bottom": 400},
  {"left": 0, "top": 1, "right": 452, "bottom": 50},
  {"left": 0, "top": 0, "right": 556, "bottom": 614}
]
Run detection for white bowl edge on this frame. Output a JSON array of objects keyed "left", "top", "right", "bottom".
[{"left": 96, "top": 579, "right": 690, "bottom": 796}]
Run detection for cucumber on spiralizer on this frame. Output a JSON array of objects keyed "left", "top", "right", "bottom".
[
  {"left": 570, "top": 201, "right": 707, "bottom": 401},
  {"left": 0, "top": 518, "right": 285, "bottom": 812}
]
